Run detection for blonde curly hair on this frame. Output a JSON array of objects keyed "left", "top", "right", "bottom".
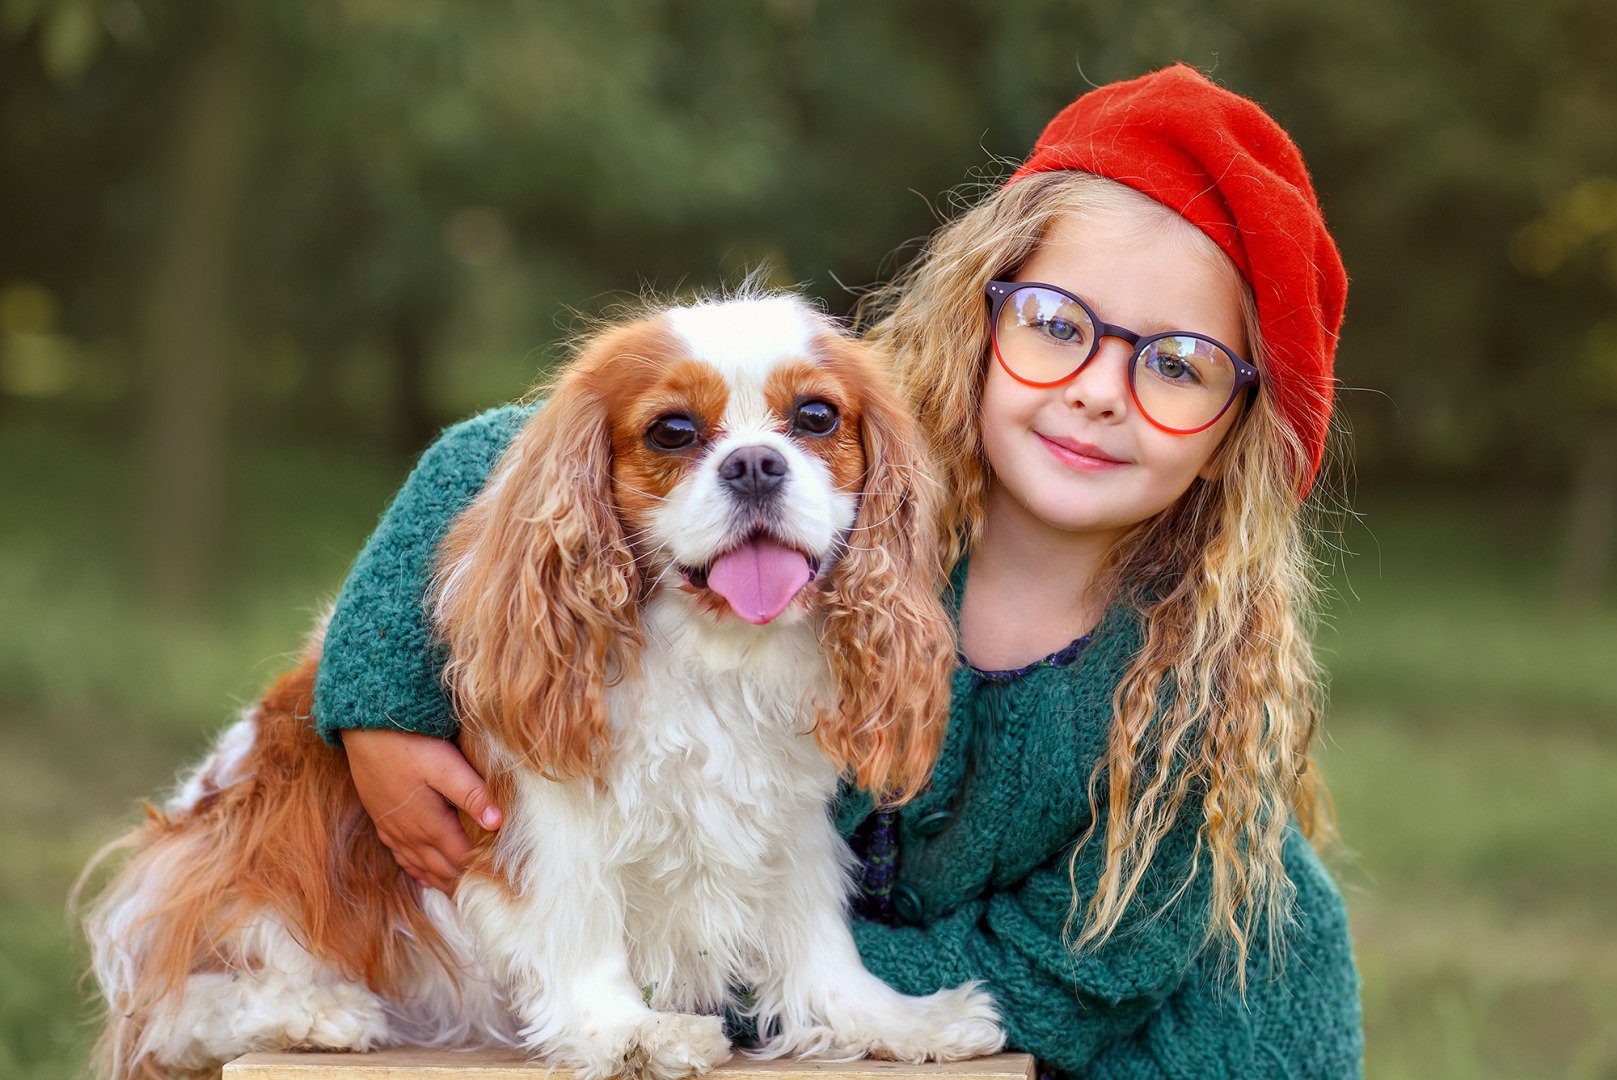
[{"left": 858, "top": 170, "right": 1335, "bottom": 981}]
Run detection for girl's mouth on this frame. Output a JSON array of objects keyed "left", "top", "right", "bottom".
[{"left": 1037, "top": 433, "right": 1128, "bottom": 470}]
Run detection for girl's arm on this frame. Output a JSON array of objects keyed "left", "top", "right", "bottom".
[
  {"left": 850, "top": 829, "right": 1361, "bottom": 1079},
  {"left": 849, "top": 811, "right": 1210, "bottom": 1076},
  {"left": 314, "top": 404, "right": 536, "bottom": 889}
]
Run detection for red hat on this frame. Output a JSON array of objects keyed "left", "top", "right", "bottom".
[{"left": 1010, "top": 64, "right": 1347, "bottom": 494}]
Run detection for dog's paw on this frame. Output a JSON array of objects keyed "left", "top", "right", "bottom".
[
  {"left": 563, "top": 1012, "right": 731, "bottom": 1080},
  {"left": 881, "top": 982, "right": 1006, "bottom": 1062},
  {"left": 762, "top": 982, "right": 1004, "bottom": 1064},
  {"left": 627, "top": 1013, "right": 732, "bottom": 1080},
  {"left": 152, "top": 972, "right": 391, "bottom": 1070},
  {"left": 291, "top": 981, "right": 392, "bottom": 1052}
]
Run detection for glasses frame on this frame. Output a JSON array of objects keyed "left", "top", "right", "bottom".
[{"left": 985, "top": 279, "right": 1260, "bottom": 435}]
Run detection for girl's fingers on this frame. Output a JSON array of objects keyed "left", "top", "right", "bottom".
[
  {"left": 391, "top": 846, "right": 427, "bottom": 887},
  {"left": 342, "top": 728, "right": 491, "bottom": 888},
  {"left": 427, "top": 749, "right": 502, "bottom": 831},
  {"left": 401, "top": 842, "right": 454, "bottom": 894},
  {"left": 416, "top": 791, "right": 472, "bottom": 868},
  {"left": 393, "top": 842, "right": 449, "bottom": 894},
  {"left": 381, "top": 803, "right": 469, "bottom": 891},
  {"left": 419, "top": 847, "right": 461, "bottom": 894}
]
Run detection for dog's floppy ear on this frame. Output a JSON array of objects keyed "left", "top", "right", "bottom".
[
  {"left": 815, "top": 334, "right": 955, "bottom": 804},
  {"left": 434, "top": 323, "right": 654, "bottom": 780}
]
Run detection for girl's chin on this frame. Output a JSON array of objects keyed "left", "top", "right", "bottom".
[{"left": 1017, "top": 491, "right": 1135, "bottom": 539}]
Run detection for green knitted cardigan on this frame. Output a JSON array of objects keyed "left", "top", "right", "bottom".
[{"left": 313, "top": 407, "right": 1363, "bottom": 1080}]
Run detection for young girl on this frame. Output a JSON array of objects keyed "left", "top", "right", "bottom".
[{"left": 316, "top": 65, "right": 1361, "bottom": 1078}]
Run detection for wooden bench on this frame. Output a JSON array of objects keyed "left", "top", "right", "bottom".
[{"left": 225, "top": 1050, "right": 1036, "bottom": 1080}]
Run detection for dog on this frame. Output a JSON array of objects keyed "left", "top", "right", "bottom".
[{"left": 81, "top": 294, "right": 1006, "bottom": 1080}]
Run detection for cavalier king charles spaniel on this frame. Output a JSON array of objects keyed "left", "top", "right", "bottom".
[{"left": 82, "top": 294, "right": 1005, "bottom": 1080}]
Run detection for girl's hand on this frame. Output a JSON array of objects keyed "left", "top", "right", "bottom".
[{"left": 342, "top": 728, "right": 502, "bottom": 894}]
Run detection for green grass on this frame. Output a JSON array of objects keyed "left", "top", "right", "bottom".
[
  {"left": 1319, "top": 491, "right": 1617, "bottom": 1079},
  {"left": 1, "top": 422, "right": 1614, "bottom": 1078},
  {"left": 0, "top": 416, "right": 405, "bottom": 736}
]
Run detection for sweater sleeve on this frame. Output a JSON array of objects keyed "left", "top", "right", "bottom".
[
  {"left": 312, "top": 405, "right": 534, "bottom": 744},
  {"left": 850, "top": 808, "right": 1208, "bottom": 1077}
]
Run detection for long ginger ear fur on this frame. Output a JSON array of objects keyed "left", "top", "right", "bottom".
[
  {"left": 433, "top": 324, "right": 649, "bottom": 782},
  {"left": 815, "top": 335, "right": 955, "bottom": 804}
]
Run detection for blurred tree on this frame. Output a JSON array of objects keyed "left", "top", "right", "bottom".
[
  {"left": 140, "top": 19, "right": 250, "bottom": 608},
  {"left": 1, "top": 0, "right": 1614, "bottom": 599}
]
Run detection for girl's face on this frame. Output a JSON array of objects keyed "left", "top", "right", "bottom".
[{"left": 979, "top": 210, "right": 1247, "bottom": 540}]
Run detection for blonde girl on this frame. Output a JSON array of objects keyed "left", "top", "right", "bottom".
[{"left": 322, "top": 65, "right": 1360, "bottom": 1078}]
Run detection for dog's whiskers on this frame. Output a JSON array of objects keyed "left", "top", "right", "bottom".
[{"left": 847, "top": 497, "right": 908, "bottom": 536}]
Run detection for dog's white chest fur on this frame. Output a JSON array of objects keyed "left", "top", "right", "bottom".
[
  {"left": 491, "top": 595, "right": 843, "bottom": 1016},
  {"left": 609, "top": 602, "right": 839, "bottom": 869}
]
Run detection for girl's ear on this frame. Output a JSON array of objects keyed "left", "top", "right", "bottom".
[
  {"left": 815, "top": 336, "right": 956, "bottom": 804},
  {"left": 433, "top": 328, "right": 649, "bottom": 781}
]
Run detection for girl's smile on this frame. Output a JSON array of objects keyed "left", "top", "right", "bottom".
[
  {"left": 979, "top": 209, "right": 1248, "bottom": 543},
  {"left": 1033, "top": 432, "right": 1128, "bottom": 470}
]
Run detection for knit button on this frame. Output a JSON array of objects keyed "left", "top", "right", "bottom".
[
  {"left": 912, "top": 810, "right": 954, "bottom": 837},
  {"left": 892, "top": 885, "right": 925, "bottom": 925}
]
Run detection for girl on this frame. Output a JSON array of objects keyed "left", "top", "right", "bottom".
[{"left": 317, "top": 65, "right": 1361, "bottom": 1078}]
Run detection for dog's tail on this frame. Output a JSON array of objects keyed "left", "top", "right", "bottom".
[{"left": 75, "top": 639, "right": 448, "bottom": 1079}]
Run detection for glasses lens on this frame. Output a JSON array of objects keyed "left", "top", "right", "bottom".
[
  {"left": 1132, "top": 335, "right": 1240, "bottom": 432},
  {"left": 993, "top": 286, "right": 1096, "bottom": 384}
]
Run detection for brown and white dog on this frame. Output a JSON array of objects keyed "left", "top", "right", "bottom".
[{"left": 81, "top": 295, "right": 1005, "bottom": 1080}]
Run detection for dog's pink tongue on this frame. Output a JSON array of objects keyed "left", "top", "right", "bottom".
[{"left": 706, "top": 537, "right": 813, "bottom": 625}]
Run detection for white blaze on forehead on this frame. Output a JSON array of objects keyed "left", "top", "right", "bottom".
[{"left": 666, "top": 297, "right": 818, "bottom": 427}]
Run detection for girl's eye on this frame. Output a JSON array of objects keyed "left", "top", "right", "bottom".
[
  {"left": 792, "top": 400, "right": 840, "bottom": 436},
  {"left": 1144, "top": 345, "right": 1206, "bottom": 386},
  {"left": 646, "top": 414, "right": 699, "bottom": 451},
  {"left": 1036, "top": 317, "right": 1084, "bottom": 343}
]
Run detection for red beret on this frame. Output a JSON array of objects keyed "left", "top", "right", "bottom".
[{"left": 1009, "top": 64, "right": 1347, "bottom": 494}]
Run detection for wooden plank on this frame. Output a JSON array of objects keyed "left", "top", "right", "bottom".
[{"left": 224, "top": 1048, "right": 1036, "bottom": 1080}]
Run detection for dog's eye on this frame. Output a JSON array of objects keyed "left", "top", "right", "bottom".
[
  {"left": 646, "top": 414, "right": 699, "bottom": 451},
  {"left": 792, "top": 400, "right": 840, "bottom": 437}
]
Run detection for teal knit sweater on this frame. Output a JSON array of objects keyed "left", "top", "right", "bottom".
[{"left": 313, "top": 408, "right": 1363, "bottom": 1079}]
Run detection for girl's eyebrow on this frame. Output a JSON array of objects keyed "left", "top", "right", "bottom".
[
  {"left": 1060, "top": 289, "right": 1189, "bottom": 338},
  {"left": 1129, "top": 317, "right": 1182, "bottom": 337},
  {"left": 1093, "top": 307, "right": 1192, "bottom": 339},
  {"left": 1116, "top": 306, "right": 1223, "bottom": 339}
]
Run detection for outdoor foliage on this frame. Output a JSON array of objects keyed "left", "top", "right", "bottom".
[
  {"left": 3, "top": 1, "right": 1616, "bottom": 527},
  {"left": 1, "top": 2, "right": 1615, "bottom": 1077}
]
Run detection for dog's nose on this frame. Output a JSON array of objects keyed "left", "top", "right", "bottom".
[{"left": 718, "top": 445, "right": 788, "bottom": 502}]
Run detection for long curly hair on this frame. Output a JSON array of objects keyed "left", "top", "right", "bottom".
[{"left": 858, "top": 170, "right": 1336, "bottom": 979}]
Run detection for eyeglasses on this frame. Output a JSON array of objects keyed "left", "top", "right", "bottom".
[{"left": 985, "top": 280, "right": 1259, "bottom": 435}]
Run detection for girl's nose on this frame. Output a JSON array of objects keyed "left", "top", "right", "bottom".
[{"left": 1062, "top": 338, "right": 1132, "bottom": 420}]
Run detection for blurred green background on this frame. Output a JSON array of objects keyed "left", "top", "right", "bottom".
[{"left": 2, "top": 0, "right": 1615, "bottom": 1077}]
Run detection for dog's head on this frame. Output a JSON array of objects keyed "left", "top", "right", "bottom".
[{"left": 434, "top": 295, "right": 952, "bottom": 801}]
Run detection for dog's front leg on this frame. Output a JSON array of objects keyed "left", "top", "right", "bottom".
[
  {"left": 455, "top": 778, "right": 732, "bottom": 1080},
  {"left": 748, "top": 817, "right": 1006, "bottom": 1063}
]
